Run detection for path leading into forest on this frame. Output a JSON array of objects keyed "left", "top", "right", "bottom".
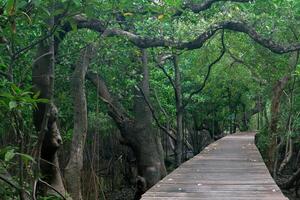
[{"left": 141, "top": 132, "right": 288, "bottom": 200}]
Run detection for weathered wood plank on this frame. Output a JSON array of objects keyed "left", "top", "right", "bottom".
[{"left": 141, "top": 132, "right": 288, "bottom": 200}]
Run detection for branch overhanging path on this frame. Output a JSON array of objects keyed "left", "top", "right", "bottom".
[
  {"left": 182, "top": 30, "right": 226, "bottom": 110},
  {"left": 74, "top": 18, "right": 300, "bottom": 54}
]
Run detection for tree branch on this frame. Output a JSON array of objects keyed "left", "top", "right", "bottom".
[
  {"left": 153, "top": 87, "right": 170, "bottom": 122},
  {"left": 38, "top": 179, "right": 66, "bottom": 200},
  {"left": 227, "top": 49, "right": 267, "bottom": 85},
  {"left": 13, "top": 1, "right": 72, "bottom": 59},
  {"left": 137, "top": 85, "right": 194, "bottom": 150},
  {"left": 182, "top": 30, "right": 226, "bottom": 109},
  {"left": 0, "top": 171, "right": 31, "bottom": 199},
  {"left": 155, "top": 55, "right": 177, "bottom": 94},
  {"left": 75, "top": 18, "right": 300, "bottom": 54},
  {"left": 86, "top": 71, "right": 131, "bottom": 129},
  {"left": 136, "top": 85, "right": 176, "bottom": 140}
]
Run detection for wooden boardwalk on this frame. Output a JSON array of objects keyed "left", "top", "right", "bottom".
[{"left": 142, "top": 132, "right": 288, "bottom": 200}]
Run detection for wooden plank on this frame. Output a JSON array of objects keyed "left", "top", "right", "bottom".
[{"left": 141, "top": 132, "right": 288, "bottom": 200}]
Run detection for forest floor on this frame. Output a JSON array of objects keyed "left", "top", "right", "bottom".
[{"left": 105, "top": 187, "right": 135, "bottom": 200}]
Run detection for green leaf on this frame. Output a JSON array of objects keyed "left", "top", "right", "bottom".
[
  {"left": 52, "top": 8, "right": 65, "bottom": 16},
  {"left": 5, "top": 0, "right": 15, "bottom": 15},
  {"left": 20, "top": 91, "right": 33, "bottom": 96},
  {"left": 11, "top": 84, "right": 21, "bottom": 94},
  {"left": 0, "top": 100, "right": 6, "bottom": 106},
  {"left": 4, "top": 149, "right": 15, "bottom": 162},
  {"left": 40, "top": 6, "right": 51, "bottom": 16},
  {"left": 35, "top": 98, "right": 49, "bottom": 103},
  {"left": 70, "top": 20, "right": 78, "bottom": 32},
  {"left": 0, "top": 93, "right": 14, "bottom": 99},
  {"left": 9, "top": 101, "right": 17, "bottom": 109},
  {"left": 15, "top": 153, "right": 36, "bottom": 164},
  {"left": 19, "top": 11, "right": 32, "bottom": 24},
  {"left": 33, "top": 91, "right": 40, "bottom": 99},
  {"left": 32, "top": 0, "right": 41, "bottom": 7},
  {"left": 295, "top": 64, "right": 300, "bottom": 75},
  {"left": 73, "top": 0, "right": 81, "bottom": 6},
  {"left": 0, "top": 147, "right": 13, "bottom": 160}
]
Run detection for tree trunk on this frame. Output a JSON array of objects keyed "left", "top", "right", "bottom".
[
  {"left": 267, "top": 51, "right": 299, "bottom": 173},
  {"left": 64, "top": 45, "right": 95, "bottom": 200},
  {"left": 241, "top": 103, "right": 249, "bottom": 131},
  {"left": 32, "top": 39, "right": 65, "bottom": 196},
  {"left": 87, "top": 49, "right": 166, "bottom": 199},
  {"left": 267, "top": 75, "right": 290, "bottom": 173},
  {"left": 132, "top": 49, "right": 166, "bottom": 198},
  {"left": 173, "top": 54, "right": 183, "bottom": 166}
]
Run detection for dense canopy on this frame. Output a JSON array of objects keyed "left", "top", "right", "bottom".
[{"left": 0, "top": 0, "right": 300, "bottom": 199}]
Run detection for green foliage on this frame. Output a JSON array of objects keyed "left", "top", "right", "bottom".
[
  {"left": 0, "top": 0, "right": 300, "bottom": 198},
  {"left": 38, "top": 195, "right": 63, "bottom": 200},
  {"left": 295, "top": 64, "right": 300, "bottom": 76},
  {"left": 256, "top": 127, "right": 270, "bottom": 159},
  {"left": 0, "top": 83, "right": 48, "bottom": 112}
]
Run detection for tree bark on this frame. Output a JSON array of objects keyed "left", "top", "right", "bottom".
[
  {"left": 132, "top": 49, "right": 167, "bottom": 198},
  {"left": 267, "top": 51, "right": 299, "bottom": 173},
  {"left": 173, "top": 55, "right": 183, "bottom": 166},
  {"left": 87, "top": 49, "right": 166, "bottom": 198},
  {"left": 75, "top": 17, "right": 300, "bottom": 54},
  {"left": 64, "top": 45, "right": 95, "bottom": 200},
  {"left": 267, "top": 75, "right": 291, "bottom": 173},
  {"left": 32, "top": 39, "right": 65, "bottom": 196}
]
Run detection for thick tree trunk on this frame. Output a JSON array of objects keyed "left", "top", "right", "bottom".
[
  {"left": 87, "top": 49, "right": 166, "bottom": 199},
  {"left": 64, "top": 45, "right": 95, "bottom": 200},
  {"left": 267, "top": 51, "right": 299, "bottom": 173},
  {"left": 135, "top": 49, "right": 166, "bottom": 192},
  {"left": 32, "top": 40, "right": 65, "bottom": 195},
  {"left": 173, "top": 55, "right": 183, "bottom": 166},
  {"left": 267, "top": 75, "right": 290, "bottom": 173}
]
